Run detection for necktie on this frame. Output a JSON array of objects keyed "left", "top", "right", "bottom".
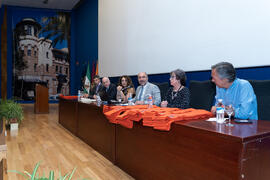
[
  {"left": 138, "top": 86, "right": 144, "bottom": 101},
  {"left": 96, "top": 84, "right": 100, "bottom": 94}
]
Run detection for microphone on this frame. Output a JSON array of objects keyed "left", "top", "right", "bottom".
[{"left": 121, "top": 85, "right": 131, "bottom": 91}]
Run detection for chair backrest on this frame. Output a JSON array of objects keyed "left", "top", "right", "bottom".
[
  {"left": 248, "top": 80, "right": 270, "bottom": 121},
  {"left": 189, "top": 80, "right": 216, "bottom": 111},
  {"left": 153, "top": 82, "right": 169, "bottom": 101}
]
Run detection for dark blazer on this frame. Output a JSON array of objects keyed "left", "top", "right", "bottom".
[
  {"left": 100, "top": 83, "right": 117, "bottom": 101},
  {"left": 89, "top": 82, "right": 103, "bottom": 98},
  {"left": 165, "top": 87, "right": 190, "bottom": 109}
]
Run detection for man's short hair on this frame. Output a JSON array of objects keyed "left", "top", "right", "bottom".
[
  {"left": 211, "top": 62, "right": 236, "bottom": 82},
  {"left": 93, "top": 75, "right": 100, "bottom": 79},
  {"left": 138, "top": 72, "right": 148, "bottom": 77}
]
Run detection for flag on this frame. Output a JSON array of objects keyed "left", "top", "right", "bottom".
[
  {"left": 84, "top": 62, "right": 91, "bottom": 93},
  {"left": 95, "top": 60, "right": 98, "bottom": 75}
]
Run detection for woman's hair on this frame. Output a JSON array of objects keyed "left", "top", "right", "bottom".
[
  {"left": 118, "top": 75, "right": 134, "bottom": 87},
  {"left": 170, "top": 69, "right": 187, "bottom": 86}
]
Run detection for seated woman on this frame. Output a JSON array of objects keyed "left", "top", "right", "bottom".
[
  {"left": 161, "top": 69, "right": 190, "bottom": 109},
  {"left": 116, "top": 75, "right": 135, "bottom": 102}
]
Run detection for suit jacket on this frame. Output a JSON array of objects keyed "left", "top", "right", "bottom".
[
  {"left": 89, "top": 82, "right": 103, "bottom": 98},
  {"left": 134, "top": 82, "right": 161, "bottom": 106},
  {"left": 100, "top": 83, "right": 117, "bottom": 101}
]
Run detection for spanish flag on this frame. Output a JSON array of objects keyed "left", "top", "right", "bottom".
[{"left": 95, "top": 60, "right": 98, "bottom": 75}]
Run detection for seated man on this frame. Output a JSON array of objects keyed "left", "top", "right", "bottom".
[
  {"left": 211, "top": 62, "right": 258, "bottom": 120},
  {"left": 83, "top": 75, "right": 103, "bottom": 99},
  {"left": 134, "top": 72, "right": 161, "bottom": 106},
  {"left": 100, "top": 77, "right": 117, "bottom": 101}
]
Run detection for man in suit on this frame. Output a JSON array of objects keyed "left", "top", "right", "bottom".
[
  {"left": 100, "top": 77, "right": 117, "bottom": 101},
  {"left": 134, "top": 72, "right": 161, "bottom": 106},
  {"left": 83, "top": 75, "right": 103, "bottom": 99}
]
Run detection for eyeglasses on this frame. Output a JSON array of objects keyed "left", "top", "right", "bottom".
[{"left": 170, "top": 76, "right": 176, "bottom": 79}]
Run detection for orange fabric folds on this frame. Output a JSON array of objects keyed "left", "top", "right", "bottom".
[{"left": 103, "top": 105, "right": 213, "bottom": 131}]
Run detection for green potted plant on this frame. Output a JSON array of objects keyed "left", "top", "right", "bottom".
[
  {"left": 0, "top": 100, "right": 23, "bottom": 130},
  {"left": 9, "top": 162, "right": 88, "bottom": 180}
]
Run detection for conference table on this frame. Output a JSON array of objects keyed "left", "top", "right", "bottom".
[{"left": 59, "top": 97, "right": 270, "bottom": 180}]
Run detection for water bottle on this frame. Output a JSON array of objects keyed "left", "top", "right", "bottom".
[
  {"left": 78, "top": 90, "right": 81, "bottom": 101},
  {"left": 116, "top": 91, "right": 122, "bottom": 103},
  {"left": 148, "top": 95, "right": 153, "bottom": 108},
  {"left": 216, "top": 99, "right": 225, "bottom": 123},
  {"left": 128, "top": 96, "right": 132, "bottom": 106},
  {"left": 126, "top": 93, "right": 132, "bottom": 105},
  {"left": 96, "top": 94, "right": 102, "bottom": 107}
]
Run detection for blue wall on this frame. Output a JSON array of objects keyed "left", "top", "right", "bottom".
[
  {"left": 71, "top": 0, "right": 98, "bottom": 95},
  {"left": 6, "top": 6, "right": 12, "bottom": 99},
  {"left": 0, "top": 7, "right": 2, "bottom": 98},
  {"left": 109, "top": 66, "right": 270, "bottom": 89}
]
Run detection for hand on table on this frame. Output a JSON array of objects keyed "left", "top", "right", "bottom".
[
  {"left": 160, "top": 101, "right": 168, "bottom": 107},
  {"left": 135, "top": 101, "right": 144, "bottom": 105},
  {"left": 211, "top": 106, "right": 216, "bottom": 115}
]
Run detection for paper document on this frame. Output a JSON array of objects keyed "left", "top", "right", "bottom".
[{"left": 206, "top": 118, "right": 217, "bottom": 122}]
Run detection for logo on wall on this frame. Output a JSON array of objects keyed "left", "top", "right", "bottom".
[{"left": 12, "top": 12, "right": 70, "bottom": 101}]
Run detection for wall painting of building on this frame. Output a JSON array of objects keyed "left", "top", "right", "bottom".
[{"left": 12, "top": 10, "right": 70, "bottom": 101}]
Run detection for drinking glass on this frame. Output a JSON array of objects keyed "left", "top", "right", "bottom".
[{"left": 225, "top": 104, "right": 234, "bottom": 127}]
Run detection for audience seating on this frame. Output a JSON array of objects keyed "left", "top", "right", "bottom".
[
  {"left": 189, "top": 80, "right": 216, "bottom": 111},
  {"left": 249, "top": 80, "right": 270, "bottom": 121}
]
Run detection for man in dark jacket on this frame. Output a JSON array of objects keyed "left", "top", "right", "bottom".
[
  {"left": 100, "top": 77, "right": 117, "bottom": 101},
  {"left": 89, "top": 75, "right": 103, "bottom": 98},
  {"left": 83, "top": 75, "right": 103, "bottom": 99}
]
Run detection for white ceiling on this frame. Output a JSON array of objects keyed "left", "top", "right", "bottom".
[{"left": 2, "top": 0, "right": 81, "bottom": 10}]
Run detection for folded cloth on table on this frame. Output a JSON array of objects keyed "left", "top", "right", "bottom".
[{"left": 103, "top": 105, "right": 214, "bottom": 131}]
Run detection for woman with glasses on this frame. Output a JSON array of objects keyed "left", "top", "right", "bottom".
[
  {"left": 116, "top": 75, "right": 135, "bottom": 102},
  {"left": 161, "top": 69, "right": 190, "bottom": 109}
]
